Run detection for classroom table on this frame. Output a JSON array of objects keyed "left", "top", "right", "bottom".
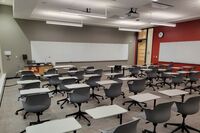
[
  {"left": 85, "top": 104, "right": 128, "bottom": 124},
  {"left": 64, "top": 83, "right": 90, "bottom": 90},
  {"left": 43, "top": 74, "right": 59, "bottom": 78},
  {"left": 83, "top": 74, "right": 100, "bottom": 78},
  {"left": 177, "top": 71, "right": 190, "bottom": 74},
  {"left": 158, "top": 69, "right": 167, "bottom": 72},
  {"left": 129, "top": 93, "right": 161, "bottom": 108},
  {"left": 20, "top": 88, "right": 50, "bottom": 96},
  {"left": 118, "top": 77, "right": 141, "bottom": 81},
  {"left": 158, "top": 89, "right": 189, "bottom": 102},
  {"left": 54, "top": 65, "right": 75, "bottom": 69},
  {"left": 107, "top": 65, "right": 130, "bottom": 75},
  {"left": 164, "top": 72, "right": 179, "bottom": 76},
  {"left": 58, "top": 76, "right": 77, "bottom": 80},
  {"left": 17, "top": 80, "right": 41, "bottom": 85},
  {"left": 96, "top": 80, "right": 118, "bottom": 88},
  {"left": 26, "top": 117, "right": 81, "bottom": 133}
]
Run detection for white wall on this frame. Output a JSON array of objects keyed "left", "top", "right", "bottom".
[{"left": 0, "top": 45, "right": 3, "bottom": 75}]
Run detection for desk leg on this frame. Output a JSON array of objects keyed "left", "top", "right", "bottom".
[
  {"left": 119, "top": 114, "right": 123, "bottom": 124},
  {"left": 111, "top": 68, "right": 113, "bottom": 73},
  {"left": 123, "top": 68, "right": 125, "bottom": 76},
  {"left": 181, "top": 95, "right": 185, "bottom": 102},
  {"left": 153, "top": 100, "right": 157, "bottom": 108},
  {"left": 73, "top": 130, "right": 77, "bottom": 133}
]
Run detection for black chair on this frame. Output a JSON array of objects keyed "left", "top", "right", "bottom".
[
  {"left": 85, "top": 75, "right": 103, "bottom": 103},
  {"left": 114, "top": 65, "right": 122, "bottom": 73},
  {"left": 15, "top": 82, "right": 41, "bottom": 118},
  {"left": 85, "top": 66, "right": 95, "bottom": 74},
  {"left": 169, "top": 73, "right": 184, "bottom": 89},
  {"left": 146, "top": 70, "right": 159, "bottom": 91},
  {"left": 100, "top": 118, "right": 140, "bottom": 133},
  {"left": 44, "top": 68, "right": 58, "bottom": 75},
  {"left": 23, "top": 93, "right": 51, "bottom": 125},
  {"left": 156, "top": 69, "right": 172, "bottom": 88},
  {"left": 57, "top": 78, "right": 77, "bottom": 109},
  {"left": 104, "top": 83, "right": 123, "bottom": 105},
  {"left": 123, "top": 78, "right": 147, "bottom": 111},
  {"left": 184, "top": 72, "right": 199, "bottom": 94},
  {"left": 20, "top": 71, "right": 35, "bottom": 76},
  {"left": 164, "top": 96, "right": 200, "bottom": 133},
  {"left": 20, "top": 74, "right": 38, "bottom": 81},
  {"left": 94, "top": 69, "right": 103, "bottom": 76},
  {"left": 143, "top": 102, "right": 174, "bottom": 133},
  {"left": 74, "top": 70, "right": 84, "bottom": 83},
  {"left": 43, "top": 75, "right": 63, "bottom": 95},
  {"left": 129, "top": 66, "right": 140, "bottom": 77},
  {"left": 65, "top": 87, "right": 91, "bottom": 126}
]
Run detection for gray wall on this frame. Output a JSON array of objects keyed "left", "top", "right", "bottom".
[{"left": 0, "top": 5, "right": 136, "bottom": 77}]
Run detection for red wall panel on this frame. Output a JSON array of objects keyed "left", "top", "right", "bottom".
[{"left": 152, "top": 19, "right": 200, "bottom": 69}]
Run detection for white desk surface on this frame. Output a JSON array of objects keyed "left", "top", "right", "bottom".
[
  {"left": 164, "top": 72, "right": 179, "bottom": 75},
  {"left": 59, "top": 76, "right": 78, "bottom": 80},
  {"left": 83, "top": 74, "right": 100, "bottom": 78},
  {"left": 96, "top": 80, "right": 118, "bottom": 85},
  {"left": 67, "top": 70, "right": 78, "bottom": 73},
  {"left": 54, "top": 65, "right": 75, "bottom": 69},
  {"left": 85, "top": 105, "right": 127, "bottom": 119},
  {"left": 80, "top": 66, "right": 88, "bottom": 69},
  {"left": 65, "top": 83, "right": 89, "bottom": 89},
  {"left": 86, "top": 69, "right": 97, "bottom": 72},
  {"left": 190, "top": 71, "right": 199, "bottom": 73},
  {"left": 129, "top": 93, "right": 161, "bottom": 103},
  {"left": 158, "top": 69, "right": 167, "bottom": 72},
  {"left": 171, "top": 67, "right": 182, "bottom": 69},
  {"left": 18, "top": 70, "right": 34, "bottom": 73},
  {"left": 140, "top": 69, "right": 152, "bottom": 71},
  {"left": 17, "top": 80, "right": 41, "bottom": 85},
  {"left": 118, "top": 77, "right": 140, "bottom": 81},
  {"left": 178, "top": 71, "right": 190, "bottom": 74},
  {"left": 34, "top": 73, "right": 41, "bottom": 77},
  {"left": 20, "top": 88, "right": 50, "bottom": 96},
  {"left": 159, "top": 89, "right": 189, "bottom": 97},
  {"left": 43, "top": 74, "right": 59, "bottom": 78},
  {"left": 136, "top": 65, "right": 148, "bottom": 68},
  {"left": 26, "top": 117, "right": 81, "bottom": 133},
  {"left": 182, "top": 66, "right": 193, "bottom": 69},
  {"left": 104, "top": 73, "right": 121, "bottom": 76}
]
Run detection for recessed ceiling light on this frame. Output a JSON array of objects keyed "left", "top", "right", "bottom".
[
  {"left": 114, "top": 20, "right": 147, "bottom": 26},
  {"left": 152, "top": 0, "right": 158, "bottom": 2}
]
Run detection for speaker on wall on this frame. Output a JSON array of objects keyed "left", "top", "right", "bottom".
[{"left": 22, "top": 54, "right": 28, "bottom": 60}]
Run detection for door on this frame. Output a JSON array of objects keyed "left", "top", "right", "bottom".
[{"left": 137, "top": 40, "right": 147, "bottom": 65}]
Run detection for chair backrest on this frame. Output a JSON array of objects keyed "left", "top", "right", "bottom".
[
  {"left": 49, "top": 75, "right": 60, "bottom": 84},
  {"left": 94, "top": 69, "right": 103, "bottom": 76},
  {"left": 129, "top": 67, "right": 140, "bottom": 75},
  {"left": 61, "top": 78, "right": 77, "bottom": 85},
  {"left": 20, "top": 74, "right": 37, "bottom": 80},
  {"left": 172, "top": 73, "right": 184, "bottom": 83},
  {"left": 69, "top": 67, "right": 78, "bottom": 71},
  {"left": 69, "top": 87, "right": 90, "bottom": 103},
  {"left": 86, "top": 66, "right": 94, "bottom": 69},
  {"left": 114, "top": 65, "right": 122, "bottom": 73},
  {"left": 21, "top": 71, "right": 34, "bottom": 76},
  {"left": 113, "top": 74, "right": 124, "bottom": 81},
  {"left": 45, "top": 68, "right": 57, "bottom": 75},
  {"left": 145, "top": 102, "right": 174, "bottom": 123},
  {"left": 23, "top": 93, "right": 51, "bottom": 113},
  {"left": 23, "top": 82, "right": 41, "bottom": 90},
  {"left": 128, "top": 78, "right": 146, "bottom": 94},
  {"left": 104, "top": 83, "right": 122, "bottom": 98},
  {"left": 146, "top": 70, "right": 157, "bottom": 78},
  {"left": 85, "top": 75, "right": 101, "bottom": 87},
  {"left": 188, "top": 72, "right": 199, "bottom": 82},
  {"left": 176, "top": 96, "right": 200, "bottom": 115},
  {"left": 74, "top": 71, "right": 84, "bottom": 81},
  {"left": 114, "top": 119, "right": 140, "bottom": 133}
]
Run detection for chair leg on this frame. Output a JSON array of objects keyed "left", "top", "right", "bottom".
[
  {"left": 90, "top": 88, "right": 104, "bottom": 104},
  {"left": 29, "top": 112, "right": 49, "bottom": 126},
  {"left": 143, "top": 123, "right": 157, "bottom": 133},
  {"left": 66, "top": 103, "right": 91, "bottom": 126},
  {"left": 15, "top": 108, "right": 24, "bottom": 115},
  {"left": 121, "top": 92, "right": 125, "bottom": 98}
]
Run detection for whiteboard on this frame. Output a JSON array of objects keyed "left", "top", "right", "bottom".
[
  {"left": 31, "top": 41, "right": 129, "bottom": 63},
  {"left": 159, "top": 41, "right": 200, "bottom": 64}
]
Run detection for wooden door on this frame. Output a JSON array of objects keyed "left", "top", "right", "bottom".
[{"left": 137, "top": 40, "right": 146, "bottom": 65}]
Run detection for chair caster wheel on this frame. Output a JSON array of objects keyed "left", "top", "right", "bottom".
[
  {"left": 128, "top": 108, "right": 131, "bottom": 111},
  {"left": 60, "top": 107, "right": 64, "bottom": 109},
  {"left": 122, "top": 103, "right": 125, "bottom": 105},
  {"left": 102, "top": 97, "right": 104, "bottom": 100},
  {"left": 15, "top": 112, "right": 18, "bottom": 115},
  {"left": 75, "top": 106, "right": 77, "bottom": 108},
  {"left": 142, "top": 130, "right": 146, "bottom": 133},
  {"left": 123, "top": 96, "right": 125, "bottom": 98},
  {"left": 144, "top": 104, "right": 147, "bottom": 107},
  {"left": 141, "top": 109, "right": 144, "bottom": 112},
  {"left": 87, "top": 123, "right": 91, "bottom": 126},
  {"left": 57, "top": 102, "right": 60, "bottom": 105},
  {"left": 164, "top": 124, "right": 167, "bottom": 128},
  {"left": 23, "top": 117, "right": 26, "bottom": 120}
]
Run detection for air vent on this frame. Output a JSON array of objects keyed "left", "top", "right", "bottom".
[{"left": 152, "top": 2, "right": 173, "bottom": 9}]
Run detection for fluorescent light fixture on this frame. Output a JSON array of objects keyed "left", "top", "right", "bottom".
[
  {"left": 119, "top": 27, "right": 141, "bottom": 32},
  {"left": 114, "top": 20, "right": 146, "bottom": 26},
  {"left": 152, "top": 0, "right": 158, "bottom": 2},
  {"left": 80, "top": 13, "right": 107, "bottom": 19},
  {"left": 151, "top": 22, "right": 176, "bottom": 27},
  {"left": 147, "top": 11, "right": 182, "bottom": 19},
  {"left": 46, "top": 21, "right": 83, "bottom": 27}
]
